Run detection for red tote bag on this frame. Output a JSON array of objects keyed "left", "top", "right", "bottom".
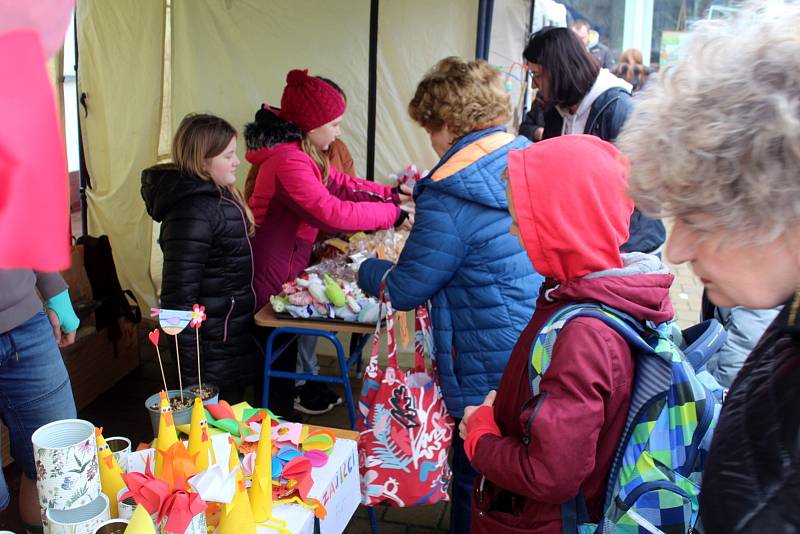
[{"left": 357, "top": 291, "right": 454, "bottom": 507}]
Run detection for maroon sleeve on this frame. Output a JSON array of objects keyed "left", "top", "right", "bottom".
[
  {"left": 470, "top": 318, "right": 630, "bottom": 503},
  {"left": 276, "top": 152, "right": 399, "bottom": 233}
]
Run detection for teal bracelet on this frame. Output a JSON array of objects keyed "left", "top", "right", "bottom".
[{"left": 45, "top": 289, "right": 80, "bottom": 333}]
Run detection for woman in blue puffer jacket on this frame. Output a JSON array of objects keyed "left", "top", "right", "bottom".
[{"left": 358, "top": 56, "right": 543, "bottom": 534}]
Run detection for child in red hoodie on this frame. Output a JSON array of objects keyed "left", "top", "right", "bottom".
[{"left": 461, "top": 135, "right": 675, "bottom": 533}]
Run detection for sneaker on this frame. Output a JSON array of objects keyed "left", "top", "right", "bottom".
[
  {"left": 294, "top": 385, "right": 335, "bottom": 415},
  {"left": 315, "top": 383, "right": 344, "bottom": 407}
]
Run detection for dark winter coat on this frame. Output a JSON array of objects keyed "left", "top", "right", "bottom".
[
  {"left": 141, "top": 165, "right": 261, "bottom": 391},
  {"left": 700, "top": 295, "right": 800, "bottom": 533},
  {"left": 542, "top": 87, "right": 666, "bottom": 254}
]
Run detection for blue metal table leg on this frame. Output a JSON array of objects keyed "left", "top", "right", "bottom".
[
  {"left": 261, "top": 328, "right": 298, "bottom": 410},
  {"left": 333, "top": 336, "right": 358, "bottom": 429},
  {"left": 368, "top": 506, "right": 380, "bottom": 534}
]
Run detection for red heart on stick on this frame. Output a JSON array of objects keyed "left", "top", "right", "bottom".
[{"left": 148, "top": 329, "right": 160, "bottom": 347}]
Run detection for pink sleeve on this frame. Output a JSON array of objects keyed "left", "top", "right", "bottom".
[
  {"left": 276, "top": 154, "right": 399, "bottom": 233},
  {"left": 470, "top": 320, "right": 628, "bottom": 503},
  {"left": 326, "top": 165, "right": 396, "bottom": 202}
]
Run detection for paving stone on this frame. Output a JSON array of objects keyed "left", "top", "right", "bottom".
[
  {"left": 384, "top": 502, "right": 445, "bottom": 528},
  {"left": 346, "top": 518, "right": 407, "bottom": 534},
  {"left": 407, "top": 527, "right": 447, "bottom": 534},
  {"left": 438, "top": 502, "right": 451, "bottom": 531}
]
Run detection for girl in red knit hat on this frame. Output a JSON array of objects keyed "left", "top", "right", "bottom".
[{"left": 245, "top": 69, "right": 410, "bottom": 416}]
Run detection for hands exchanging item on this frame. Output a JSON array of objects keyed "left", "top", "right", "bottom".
[{"left": 459, "top": 389, "right": 496, "bottom": 440}]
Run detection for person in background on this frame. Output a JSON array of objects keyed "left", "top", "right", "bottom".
[
  {"left": 0, "top": 270, "right": 79, "bottom": 533},
  {"left": 245, "top": 69, "right": 407, "bottom": 417},
  {"left": 700, "top": 293, "right": 781, "bottom": 389},
  {"left": 142, "top": 114, "right": 263, "bottom": 405},
  {"left": 571, "top": 19, "right": 615, "bottom": 69},
  {"left": 358, "top": 56, "right": 543, "bottom": 533},
  {"left": 518, "top": 93, "right": 546, "bottom": 142},
  {"left": 462, "top": 135, "right": 672, "bottom": 533},
  {"left": 522, "top": 26, "right": 666, "bottom": 255},
  {"left": 244, "top": 76, "right": 356, "bottom": 201},
  {"left": 618, "top": 2, "right": 800, "bottom": 530},
  {"left": 614, "top": 48, "right": 650, "bottom": 93}
]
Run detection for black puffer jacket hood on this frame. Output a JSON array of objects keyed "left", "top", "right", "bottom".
[
  {"left": 141, "top": 164, "right": 261, "bottom": 393},
  {"left": 244, "top": 106, "right": 302, "bottom": 152},
  {"left": 141, "top": 164, "right": 221, "bottom": 222}
]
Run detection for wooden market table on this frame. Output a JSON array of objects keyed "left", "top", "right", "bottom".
[{"left": 255, "top": 304, "right": 375, "bottom": 430}]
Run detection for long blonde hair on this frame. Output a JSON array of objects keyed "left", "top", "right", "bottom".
[
  {"left": 300, "top": 135, "right": 330, "bottom": 183},
  {"left": 172, "top": 113, "right": 256, "bottom": 235}
]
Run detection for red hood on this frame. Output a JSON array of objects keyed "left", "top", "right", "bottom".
[
  {"left": 540, "top": 258, "right": 675, "bottom": 324},
  {"left": 245, "top": 142, "right": 299, "bottom": 167},
  {"left": 508, "top": 135, "right": 634, "bottom": 282}
]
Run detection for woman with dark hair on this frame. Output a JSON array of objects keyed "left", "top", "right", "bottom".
[{"left": 522, "top": 26, "right": 665, "bottom": 255}]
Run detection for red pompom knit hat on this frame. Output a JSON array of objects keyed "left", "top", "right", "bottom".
[{"left": 279, "top": 69, "right": 345, "bottom": 133}]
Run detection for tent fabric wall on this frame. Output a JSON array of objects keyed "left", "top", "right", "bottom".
[
  {"left": 77, "top": 0, "right": 164, "bottom": 309},
  {"left": 170, "top": 0, "right": 371, "bottom": 180},
  {"left": 374, "top": 0, "right": 478, "bottom": 177},
  {"left": 488, "top": 0, "right": 533, "bottom": 131}
]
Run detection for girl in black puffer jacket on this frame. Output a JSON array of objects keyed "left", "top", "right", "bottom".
[{"left": 141, "top": 113, "right": 261, "bottom": 403}]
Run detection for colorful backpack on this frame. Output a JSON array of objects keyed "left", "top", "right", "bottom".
[{"left": 528, "top": 303, "right": 726, "bottom": 534}]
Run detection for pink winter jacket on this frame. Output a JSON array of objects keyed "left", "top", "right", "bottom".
[{"left": 247, "top": 142, "right": 400, "bottom": 307}]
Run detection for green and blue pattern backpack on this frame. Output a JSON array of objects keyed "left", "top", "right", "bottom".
[{"left": 528, "top": 303, "right": 726, "bottom": 534}]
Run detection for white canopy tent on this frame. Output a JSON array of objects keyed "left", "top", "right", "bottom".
[{"left": 74, "top": 0, "right": 534, "bottom": 308}]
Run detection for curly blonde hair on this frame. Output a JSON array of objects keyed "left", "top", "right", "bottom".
[
  {"left": 408, "top": 56, "right": 511, "bottom": 138},
  {"left": 619, "top": 1, "right": 800, "bottom": 244}
]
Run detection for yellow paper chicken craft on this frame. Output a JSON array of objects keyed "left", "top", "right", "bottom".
[
  {"left": 96, "top": 428, "right": 126, "bottom": 518},
  {"left": 249, "top": 411, "right": 273, "bottom": 522},
  {"left": 188, "top": 397, "right": 215, "bottom": 471},
  {"left": 124, "top": 503, "right": 158, "bottom": 534},
  {"left": 216, "top": 438, "right": 256, "bottom": 534},
  {"left": 155, "top": 390, "right": 179, "bottom": 477}
]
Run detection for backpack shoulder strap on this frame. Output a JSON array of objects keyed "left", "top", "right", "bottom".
[{"left": 529, "top": 303, "right": 655, "bottom": 396}]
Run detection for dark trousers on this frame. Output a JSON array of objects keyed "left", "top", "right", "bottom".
[
  {"left": 450, "top": 418, "right": 478, "bottom": 534},
  {"left": 257, "top": 326, "right": 298, "bottom": 418}
]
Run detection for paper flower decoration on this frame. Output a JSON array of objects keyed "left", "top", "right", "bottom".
[
  {"left": 188, "top": 464, "right": 238, "bottom": 505},
  {"left": 120, "top": 458, "right": 169, "bottom": 517},
  {"left": 272, "top": 422, "right": 303, "bottom": 446},
  {"left": 159, "top": 441, "right": 198, "bottom": 493},
  {"left": 278, "top": 456, "right": 313, "bottom": 500},
  {"left": 189, "top": 304, "right": 206, "bottom": 329},
  {"left": 159, "top": 490, "right": 206, "bottom": 534},
  {"left": 302, "top": 429, "right": 335, "bottom": 454}
]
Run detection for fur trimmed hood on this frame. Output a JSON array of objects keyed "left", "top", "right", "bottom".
[{"left": 244, "top": 106, "right": 302, "bottom": 152}]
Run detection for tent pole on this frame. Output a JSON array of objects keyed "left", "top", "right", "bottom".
[
  {"left": 475, "top": 0, "right": 495, "bottom": 60},
  {"left": 366, "top": 0, "right": 379, "bottom": 181},
  {"left": 74, "top": 7, "right": 90, "bottom": 238}
]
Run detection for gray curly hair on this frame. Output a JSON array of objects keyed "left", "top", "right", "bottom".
[{"left": 619, "top": 1, "right": 800, "bottom": 243}]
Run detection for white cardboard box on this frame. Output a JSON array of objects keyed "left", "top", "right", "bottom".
[{"left": 128, "top": 434, "right": 360, "bottom": 534}]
